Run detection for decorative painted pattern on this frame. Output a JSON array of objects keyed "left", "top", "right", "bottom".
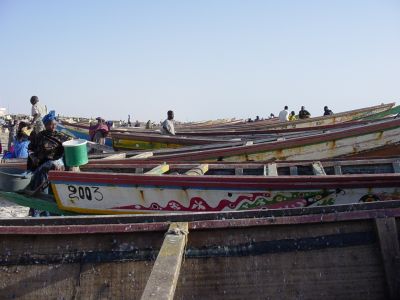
[{"left": 52, "top": 181, "right": 400, "bottom": 214}]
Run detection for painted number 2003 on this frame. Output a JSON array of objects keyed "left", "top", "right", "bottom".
[{"left": 67, "top": 185, "right": 104, "bottom": 201}]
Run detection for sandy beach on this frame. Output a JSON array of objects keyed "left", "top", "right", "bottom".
[{"left": 0, "top": 198, "right": 29, "bottom": 218}]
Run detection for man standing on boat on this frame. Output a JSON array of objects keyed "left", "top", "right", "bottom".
[
  {"left": 161, "top": 110, "right": 175, "bottom": 135},
  {"left": 30, "top": 96, "right": 47, "bottom": 133},
  {"left": 298, "top": 106, "right": 311, "bottom": 119},
  {"left": 278, "top": 106, "right": 289, "bottom": 122}
]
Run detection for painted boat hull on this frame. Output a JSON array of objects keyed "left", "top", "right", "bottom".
[
  {"left": 0, "top": 201, "right": 399, "bottom": 299},
  {"left": 50, "top": 171, "right": 400, "bottom": 214}
]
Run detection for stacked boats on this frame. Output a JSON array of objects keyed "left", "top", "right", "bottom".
[
  {"left": 1, "top": 102, "right": 400, "bottom": 299},
  {"left": 2, "top": 102, "right": 400, "bottom": 214}
]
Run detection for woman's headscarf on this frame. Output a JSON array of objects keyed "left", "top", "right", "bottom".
[{"left": 42, "top": 110, "right": 56, "bottom": 125}]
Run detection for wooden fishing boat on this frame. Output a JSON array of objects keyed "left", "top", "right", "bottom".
[
  {"left": 111, "top": 132, "right": 238, "bottom": 151},
  {"left": 0, "top": 201, "right": 399, "bottom": 299},
  {"left": 47, "top": 158, "right": 400, "bottom": 214},
  {"left": 172, "top": 115, "right": 398, "bottom": 137},
  {"left": 192, "top": 102, "right": 394, "bottom": 131},
  {"left": 90, "top": 117, "right": 400, "bottom": 163}
]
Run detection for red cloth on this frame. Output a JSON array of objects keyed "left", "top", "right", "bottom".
[{"left": 89, "top": 123, "right": 109, "bottom": 141}]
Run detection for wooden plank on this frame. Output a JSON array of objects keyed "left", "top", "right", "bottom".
[
  {"left": 145, "top": 163, "right": 169, "bottom": 175},
  {"left": 334, "top": 164, "right": 343, "bottom": 175},
  {"left": 185, "top": 164, "right": 208, "bottom": 176},
  {"left": 245, "top": 141, "right": 253, "bottom": 146},
  {"left": 102, "top": 153, "right": 126, "bottom": 160},
  {"left": 289, "top": 166, "right": 298, "bottom": 176},
  {"left": 129, "top": 151, "right": 154, "bottom": 159},
  {"left": 374, "top": 217, "right": 400, "bottom": 300},
  {"left": 141, "top": 222, "right": 188, "bottom": 300},
  {"left": 393, "top": 161, "right": 400, "bottom": 173},
  {"left": 312, "top": 161, "right": 327, "bottom": 176},
  {"left": 267, "top": 163, "right": 278, "bottom": 176},
  {"left": 235, "top": 168, "right": 243, "bottom": 175}
]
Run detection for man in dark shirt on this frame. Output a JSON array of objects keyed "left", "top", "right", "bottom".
[
  {"left": 298, "top": 106, "right": 311, "bottom": 119},
  {"left": 323, "top": 106, "right": 333, "bottom": 116}
]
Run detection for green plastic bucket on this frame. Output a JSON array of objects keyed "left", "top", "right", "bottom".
[{"left": 62, "top": 139, "right": 88, "bottom": 167}]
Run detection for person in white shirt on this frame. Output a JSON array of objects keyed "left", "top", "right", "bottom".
[
  {"left": 161, "top": 110, "right": 175, "bottom": 135},
  {"left": 30, "top": 96, "right": 47, "bottom": 133},
  {"left": 278, "top": 106, "right": 289, "bottom": 122}
]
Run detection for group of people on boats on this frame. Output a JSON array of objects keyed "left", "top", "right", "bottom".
[
  {"left": 278, "top": 105, "right": 333, "bottom": 122},
  {"left": 1, "top": 96, "right": 72, "bottom": 216}
]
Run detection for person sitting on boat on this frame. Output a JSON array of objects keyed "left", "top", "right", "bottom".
[
  {"left": 161, "top": 110, "right": 175, "bottom": 135},
  {"left": 255, "top": 115, "right": 260, "bottom": 122},
  {"left": 323, "top": 106, "right": 333, "bottom": 116},
  {"left": 27, "top": 110, "right": 71, "bottom": 194},
  {"left": 278, "top": 106, "right": 289, "bottom": 122},
  {"left": 3, "top": 122, "right": 32, "bottom": 159},
  {"left": 288, "top": 111, "right": 297, "bottom": 121},
  {"left": 145, "top": 120, "right": 153, "bottom": 129},
  {"left": 298, "top": 106, "right": 311, "bottom": 119},
  {"left": 89, "top": 117, "right": 109, "bottom": 145}
]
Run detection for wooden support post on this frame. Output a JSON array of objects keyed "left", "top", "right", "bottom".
[
  {"left": 334, "top": 164, "right": 342, "bottom": 175},
  {"left": 135, "top": 168, "right": 144, "bottom": 174},
  {"left": 375, "top": 218, "right": 400, "bottom": 300},
  {"left": 185, "top": 164, "right": 208, "bottom": 176},
  {"left": 312, "top": 161, "right": 326, "bottom": 176},
  {"left": 289, "top": 166, "right": 298, "bottom": 176},
  {"left": 235, "top": 168, "right": 243, "bottom": 175},
  {"left": 267, "top": 163, "right": 278, "bottom": 176},
  {"left": 141, "top": 222, "right": 189, "bottom": 300},
  {"left": 129, "top": 151, "right": 154, "bottom": 159},
  {"left": 102, "top": 152, "right": 126, "bottom": 160},
  {"left": 393, "top": 161, "right": 400, "bottom": 173},
  {"left": 101, "top": 153, "right": 126, "bottom": 160},
  {"left": 145, "top": 163, "right": 169, "bottom": 175}
]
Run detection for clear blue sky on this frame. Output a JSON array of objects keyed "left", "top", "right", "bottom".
[{"left": 1, "top": 0, "right": 399, "bottom": 122}]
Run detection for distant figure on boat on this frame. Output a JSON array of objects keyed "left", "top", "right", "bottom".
[
  {"left": 30, "top": 96, "right": 47, "bottom": 133},
  {"left": 134, "top": 120, "right": 140, "bottom": 127},
  {"left": 3, "top": 119, "right": 18, "bottom": 151},
  {"left": 288, "top": 111, "right": 297, "bottom": 121},
  {"left": 146, "top": 120, "right": 153, "bottom": 129},
  {"left": 298, "top": 106, "right": 311, "bottom": 119},
  {"left": 247, "top": 118, "right": 253, "bottom": 123},
  {"left": 89, "top": 117, "right": 109, "bottom": 145},
  {"left": 161, "top": 110, "right": 175, "bottom": 135},
  {"left": 255, "top": 116, "right": 260, "bottom": 122},
  {"left": 278, "top": 106, "right": 289, "bottom": 122},
  {"left": 269, "top": 113, "right": 275, "bottom": 119},
  {"left": 323, "top": 106, "right": 333, "bottom": 116},
  {"left": 127, "top": 115, "right": 132, "bottom": 127}
]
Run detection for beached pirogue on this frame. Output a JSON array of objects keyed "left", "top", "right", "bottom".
[
  {"left": 0, "top": 201, "right": 399, "bottom": 299},
  {"left": 43, "top": 158, "right": 400, "bottom": 214},
  {"left": 89, "top": 117, "right": 400, "bottom": 163},
  {"left": 59, "top": 102, "right": 397, "bottom": 150}
]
